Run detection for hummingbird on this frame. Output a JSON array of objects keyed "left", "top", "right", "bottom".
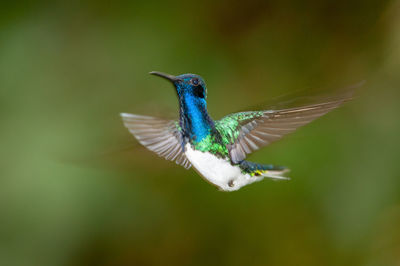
[{"left": 121, "top": 71, "right": 352, "bottom": 191}]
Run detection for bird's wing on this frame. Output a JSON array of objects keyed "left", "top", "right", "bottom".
[
  {"left": 120, "top": 113, "right": 191, "bottom": 169},
  {"left": 216, "top": 94, "right": 352, "bottom": 164}
]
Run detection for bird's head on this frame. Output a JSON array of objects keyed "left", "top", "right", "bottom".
[{"left": 150, "top": 71, "right": 207, "bottom": 102}]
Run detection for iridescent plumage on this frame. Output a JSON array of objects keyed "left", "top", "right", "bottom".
[{"left": 121, "top": 72, "right": 352, "bottom": 191}]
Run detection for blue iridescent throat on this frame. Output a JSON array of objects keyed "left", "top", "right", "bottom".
[{"left": 179, "top": 92, "right": 214, "bottom": 142}]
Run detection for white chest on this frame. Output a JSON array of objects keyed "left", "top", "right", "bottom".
[{"left": 184, "top": 144, "right": 263, "bottom": 191}]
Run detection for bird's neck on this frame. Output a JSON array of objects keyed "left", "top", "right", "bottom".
[{"left": 179, "top": 94, "right": 214, "bottom": 143}]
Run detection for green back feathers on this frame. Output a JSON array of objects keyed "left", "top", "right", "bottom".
[
  {"left": 190, "top": 111, "right": 264, "bottom": 157},
  {"left": 215, "top": 111, "right": 264, "bottom": 145},
  {"left": 193, "top": 134, "right": 228, "bottom": 156}
]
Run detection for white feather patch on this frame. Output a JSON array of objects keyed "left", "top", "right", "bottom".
[{"left": 184, "top": 144, "right": 265, "bottom": 191}]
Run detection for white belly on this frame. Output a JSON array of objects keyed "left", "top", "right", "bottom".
[{"left": 184, "top": 144, "right": 264, "bottom": 191}]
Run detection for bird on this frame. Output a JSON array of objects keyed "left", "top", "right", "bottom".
[{"left": 120, "top": 71, "right": 353, "bottom": 191}]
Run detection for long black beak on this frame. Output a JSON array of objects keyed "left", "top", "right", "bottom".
[{"left": 149, "top": 71, "right": 182, "bottom": 83}]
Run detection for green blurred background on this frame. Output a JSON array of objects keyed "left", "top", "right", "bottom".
[{"left": 1, "top": 1, "right": 400, "bottom": 265}]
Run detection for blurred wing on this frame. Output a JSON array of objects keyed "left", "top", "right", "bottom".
[
  {"left": 120, "top": 113, "right": 191, "bottom": 169},
  {"left": 220, "top": 96, "right": 352, "bottom": 163}
]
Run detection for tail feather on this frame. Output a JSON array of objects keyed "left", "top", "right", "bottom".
[{"left": 239, "top": 160, "right": 290, "bottom": 180}]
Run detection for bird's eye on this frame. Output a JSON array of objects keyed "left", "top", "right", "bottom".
[{"left": 191, "top": 78, "right": 199, "bottom": 86}]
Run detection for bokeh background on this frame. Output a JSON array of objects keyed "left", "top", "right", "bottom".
[{"left": 1, "top": 1, "right": 400, "bottom": 265}]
